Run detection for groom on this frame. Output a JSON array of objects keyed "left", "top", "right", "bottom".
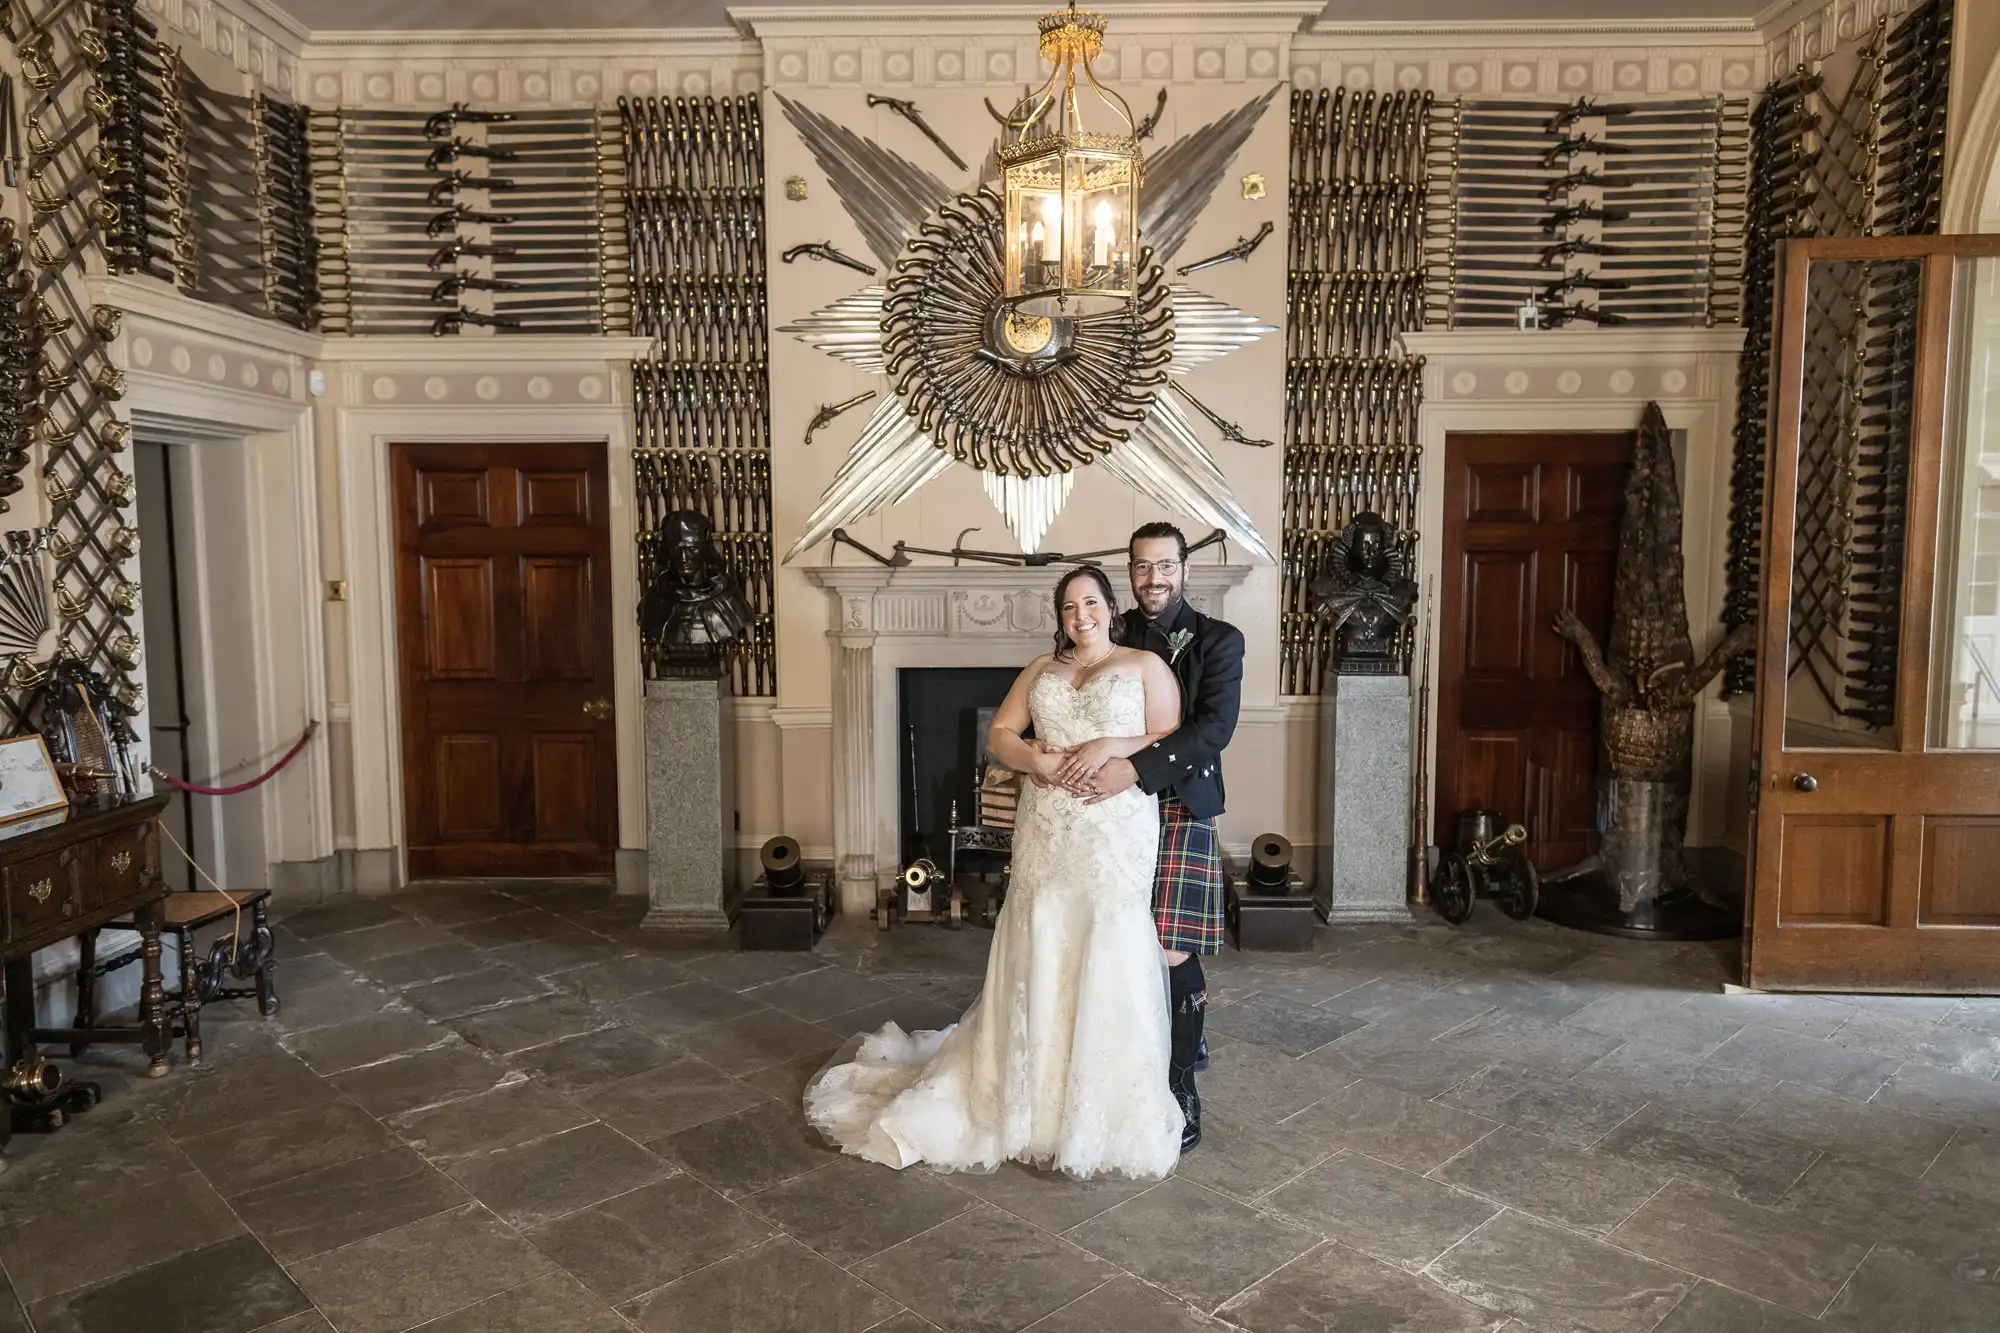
[{"left": 1060, "top": 521, "right": 1244, "bottom": 1151}]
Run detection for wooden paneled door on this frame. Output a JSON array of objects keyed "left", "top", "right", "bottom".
[
  {"left": 393, "top": 443, "right": 618, "bottom": 878},
  {"left": 1436, "top": 432, "right": 1634, "bottom": 870},
  {"left": 1748, "top": 235, "right": 2000, "bottom": 991}
]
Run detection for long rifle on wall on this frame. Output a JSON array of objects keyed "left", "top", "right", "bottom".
[{"left": 1409, "top": 579, "right": 1433, "bottom": 905}]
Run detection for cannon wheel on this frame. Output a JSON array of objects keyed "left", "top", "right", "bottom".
[
  {"left": 1496, "top": 856, "right": 1541, "bottom": 921},
  {"left": 1433, "top": 853, "right": 1475, "bottom": 925}
]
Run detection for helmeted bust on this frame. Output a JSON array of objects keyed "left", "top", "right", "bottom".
[
  {"left": 639, "top": 510, "right": 753, "bottom": 678},
  {"left": 1310, "top": 510, "right": 1418, "bottom": 676}
]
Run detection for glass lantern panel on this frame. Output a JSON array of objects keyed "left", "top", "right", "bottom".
[{"left": 1004, "top": 159, "right": 1065, "bottom": 305}]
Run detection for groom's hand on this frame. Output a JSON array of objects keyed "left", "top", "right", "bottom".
[
  {"left": 1080, "top": 757, "right": 1139, "bottom": 805},
  {"left": 1023, "top": 738, "right": 1062, "bottom": 788},
  {"left": 1054, "top": 737, "right": 1122, "bottom": 787}
]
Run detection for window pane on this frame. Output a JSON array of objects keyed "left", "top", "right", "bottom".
[{"left": 1934, "top": 255, "right": 2000, "bottom": 750}]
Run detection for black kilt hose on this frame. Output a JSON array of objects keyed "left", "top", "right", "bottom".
[{"left": 1119, "top": 601, "right": 1244, "bottom": 956}]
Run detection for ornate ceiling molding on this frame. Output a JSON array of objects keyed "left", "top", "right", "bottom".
[
  {"left": 295, "top": 30, "right": 760, "bottom": 105},
  {"left": 1289, "top": 34, "right": 1767, "bottom": 100},
  {"left": 143, "top": 0, "right": 306, "bottom": 96},
  {"left": 1758, "top": 0, "right": 1912, "bottom": 74}
]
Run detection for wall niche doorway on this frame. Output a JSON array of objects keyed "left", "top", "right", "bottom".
[
  {"left": 392, "top": 442, "right": 620, "bottom": 878},
  {"left": 1433, "top": 430, "right": 1636, "bottom": 870}
]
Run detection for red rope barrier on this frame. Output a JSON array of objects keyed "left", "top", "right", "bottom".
[{"left": 150, "top": 721, "right": 319, "bottom": 796}]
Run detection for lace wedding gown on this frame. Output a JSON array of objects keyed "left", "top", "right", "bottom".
[{"left": 804, "top": 671, "right": 1184, "bottom": 1178}]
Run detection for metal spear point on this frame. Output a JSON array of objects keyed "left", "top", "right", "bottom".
[{"left": 865, "top": 93, "right": 968, "bottom": 173}]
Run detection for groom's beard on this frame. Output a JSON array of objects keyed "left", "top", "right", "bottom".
[{"left": 1143, "top": 595, "right": 1184, "bottom": 624}]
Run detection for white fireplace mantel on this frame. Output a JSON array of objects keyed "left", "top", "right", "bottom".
[{"left": 804, "top": 561, "right": 1253, "bottom": 910}]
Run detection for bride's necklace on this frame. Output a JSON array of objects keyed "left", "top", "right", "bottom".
[{"left": 1070, "top": 642, "right": 1115, "bottom": 672}]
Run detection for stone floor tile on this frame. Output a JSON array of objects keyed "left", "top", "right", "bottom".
[
  {"left": 0, "top": 1170, "right": 243, "bottom": 1304},
  {"left": 740, "top": 1049, "right": 838, "bottom": 1103},
  {"left": 398, "top": 1271, "right": 628, "bottom": 1333},
  {"left": 1868, "top": 1062, "right": 2000, "bottom": 1132},
  {"left": 23, "top": 1233, "right": 309, "bottom": 1333},
  {"left": 451, "top": 992, "right": 613, "bottom": 1055},
  {"left": 816, "top": 996, "right": 967, "bottom": 1041},
  {"left": 1168, "top": 1108, "right": 1339, "bottom": 1203},
  {"left": 0, "top": 1114, "right": 193, "bottom": 1227},
  {"left": 289, "top": 1203, "right": 553, "bottom": 1333},
  {"left": 680, "top": 949, "right": 830, "bottom": 992},
  {"left": 245, "top": 1314, "right": 332, "bottom": 1333},
  {"left": 674, "top": 1007, "right": 845, "bottom": 1076},
  {"left": 446, "top": 1121, "right": 672, "bottom": 1228},
  {"left": 1651, "top": 1280, "right": 1829, "bottom": 1333},
  {"left": 1926, "top": 1126, "right": 2000, "bottom": 1204},
  {"left": 1683, "top": 991, "right": 1859, "bottom": 1040},
  {"left": 855, "top": 1204, "right": 1114, "bottom": 1333},
  {"left": 1068, "top": 1176, "right": 1317, "bottom": 1312},
  {"left": 1443, "top": 927, "right": 1590, "bottom": 975},
  {"left": 230, "top": 1146, "right": 470, "bottom": 1263},
  {"left": 270, "top": 974, "right": 405, "bottom": 1033},
  {"left": 329, "top": 1042, "right": 513, "bottom": 1119},
  {"left": 391, "top": 1076, "right": 592, "bottom": 1162},
  {"left": 614, "top": 979, "right": 772, "bottom": 1037},
  {"left": 1824, "top": 1248, "right": 1998, "bottom": 1331},
  {"left": 579, "top": 1057, "right": 770, "bottom": 1142},
  {"left": 512, "top": 1023, "right": 680, "bottom": 1089},
  {"left": 525, "top": 1175, "right": 775, "bottom": 1303},
  {"left": 0, "top": 1270, "right": 21, "bottom": 1333},
  {"left": 1321, "top": 978, "right": 1497, "bottom": 1040},
  {"left": 1266, "top": 1151, "right": 1498, "bottom": 1270},
  {"left": 1307, "top": 1028, "right": 1497, "bottom": 1098},
  {"left": 1436, "top": 1009, "right": 1624, "bottom": 1079},
  {"left": 280, "top": 1005, "right": 450, "bottom": 1074},
  {"left": 317, "top": 920, "right": 462, "bottom": 967},
  {"left": 1607, "top": 1179, "right": 1871, "bottom": 1317},
  {"left": 1316, "top": 939, "right": 1479, "bottom": 993},
  {"left": 1203, "top": 1042, "right": 1359, "bottom": 1124},
  {"left": 150, "top": 1048, "right": 331, "bottom": 1137},
  {"left": 445, "top": 909, "right": 577, "bottom": 950},
  {"left": 1207, "top": 996, "right": 1369, "bottom": 1057},
  {"left": 552, "top": 954, "right": 692, "bottom": 1004},
  {"left": 175, "top": 1096, "right": 397, "bottom": 1196},
  {"left": 1433, "top": 1125, "right": 1667, "bottom": 1235},
  {"left": 1776, "top": 1155, "right": 2000, "bottom": 1289},
  {"left": 1735, "top": 1079, "right": 1957, "bottom": 1176},
  {"left": 278, "top": 898, "right": 409, "bottom": 938},
  {"left": 745, "top": 966, "right": 905, "bottom": 1020},
  {"left": 1705, "top": 1025, "right": 1899, "bottom": 1101},
  {"left": 1572, "top": 1043, "right": 1780, "bottom": 1121},
  {"left": 485, "top": 930, "right": 631, "bottom": 978},
  {"left": 623, "top": 1235, "right": 905, "bottom": 1333},
  {"left": 1446, "top": 970, "right": 1604, "bottom": 1025},
  {"left": 951, "top": 1159, "right": 1157, "bottom": 1231},
  {"left": 742, "top": 1156, "right": 975, "bottom": 1266},
  {"left": 654, "top": 1100, "right": 839, "bottom": 1197},
  {"left": 1026, "top": 1273, "right": 1224, "bottom": 1332},
  {"left": 1593, "top": 1104, "right": 1821, "bottom": 1204},
  {"left": 1218, "top": 1242, "right": 1496, "bottom": 1333},
  {"left": 400, "top": 967, "right": 555, "bottom": 1021},
  {"left": 1283, "top": 1078, "right": 1500, "bottom": 1174},
  {"left": 392, "top": 887, "right": 536, "bottom": 929},
  {"left": 1436, "top": 1063, "right": 1647, "bottom": 1147},
  {"left": 345, "top": 939, "right": 495, "bottom": 990},
  {"left": 1425, "top": 1210, "right": 1691, "bottom": 1333},
  {"left": 1560, "top": 992, "right": 1745, "bottom": 1058}
]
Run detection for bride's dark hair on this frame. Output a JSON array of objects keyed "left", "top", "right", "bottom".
[{"left": 1051, "top": 565, "right": 1125, "bottom": 660}]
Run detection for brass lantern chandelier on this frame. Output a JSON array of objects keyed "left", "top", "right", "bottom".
[{"left": 998, "top": 3, "right": 1142, "bottom": 318}]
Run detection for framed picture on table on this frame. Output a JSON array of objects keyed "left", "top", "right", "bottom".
[{"left": 0, "top": 734, "right": 71, "bottom": 825}]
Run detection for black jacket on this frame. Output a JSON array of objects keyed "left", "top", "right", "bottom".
[{"left": 1120, "top": 599, "right": 1244, "bottom": 822}]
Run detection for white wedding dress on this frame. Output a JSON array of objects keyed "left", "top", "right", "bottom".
[{"left": 804, "top": 671, "right": 1184, "bottom": 1178}]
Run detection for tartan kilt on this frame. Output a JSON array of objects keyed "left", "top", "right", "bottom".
[{"left": 1153, "top": 797, "right": 1225, "bottom": 954}]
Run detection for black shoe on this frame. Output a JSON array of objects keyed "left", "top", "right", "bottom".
[{"left": 1171, "top": 1069, "right": 1201, "bottom": 1152}]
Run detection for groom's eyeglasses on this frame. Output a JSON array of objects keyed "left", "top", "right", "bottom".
[{"left": 1129, "top": 560, "right": 1181, "bottom": 577}]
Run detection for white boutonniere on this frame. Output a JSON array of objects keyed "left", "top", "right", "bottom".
[{"left": 1166, "top": 628, "right": 1195, "bottom": 664}]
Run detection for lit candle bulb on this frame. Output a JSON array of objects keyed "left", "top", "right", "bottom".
[
  {"left": 1040, "top": 197, "right": 1061, "bottom": 264},
  {"left": 1092, "top": 200, "right": 1111, "bottom": 268}
]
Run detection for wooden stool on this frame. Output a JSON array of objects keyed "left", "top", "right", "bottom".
[{"left": 76, "top": 889, "right": 277, "bottom": 1063}]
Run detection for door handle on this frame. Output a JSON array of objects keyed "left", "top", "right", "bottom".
[
  {"left": 1792, "top": 773, "right": 1818, "bottom": 793},
  {"left": 582, "top": 698, "right": 613, "bottom": 720}
]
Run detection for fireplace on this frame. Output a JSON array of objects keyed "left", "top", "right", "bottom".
[
  {"left": 899, "top": 667, "right": 1016, "bottom": 873},
  {"left": 804, "top": 563, "right": 1252, "bottom": 912}
]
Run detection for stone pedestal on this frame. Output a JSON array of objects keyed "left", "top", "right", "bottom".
[
  {"left": 1316, "top": 674, "right": 1415, "bottom": 924},
  {"left": 643, "top": 678, "right": 736, "bottom": 932}
]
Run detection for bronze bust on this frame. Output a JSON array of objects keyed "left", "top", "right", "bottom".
[
  {"left": 1311, "top": 511, "right": 1417, "bottom": 676},
  {"left": 639, "top": 511, "right": 753, "bottom": 679}
]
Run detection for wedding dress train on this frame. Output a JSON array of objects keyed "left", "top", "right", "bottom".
[{"left": 804, "top": 671, "right": 1184, "bottom": 1178}]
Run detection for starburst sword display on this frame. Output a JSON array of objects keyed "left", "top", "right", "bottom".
[{"left": 775, "top": 86, "right": 1280, "bottom": 560}]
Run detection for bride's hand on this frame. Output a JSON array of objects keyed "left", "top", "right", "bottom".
[
  {"left": 1025, "top": 742, "right": 1070, "bottom": 787},
  {"left": 1054, "top": 737, "right": 1121, "bottom": 787}
]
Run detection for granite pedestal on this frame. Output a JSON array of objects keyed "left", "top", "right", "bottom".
[
  {"left": 643, "top": 678, "right": 736, "bottom": 932},
  {"left": 1316, "top": 673, "right": 1415, "bottom": 924}
]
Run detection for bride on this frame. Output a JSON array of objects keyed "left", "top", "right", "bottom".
[{"left": 804, "top": 565, "right": 1187, "bottom": 1178}]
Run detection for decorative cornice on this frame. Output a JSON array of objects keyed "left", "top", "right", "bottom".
[
  {"left": 1759, "top": 0, "right": 1910, "bottom": 73},
  {"left": 732, "top": 3, "right": 1323, "bottom": 37},
  {"left": 1302, "top": 19, "right": 1762, "bottom": 40},
  {"left": 316, "top": 334, "right": 658, "bottom": 365},
  {"left": 91, "top": 274, "right": 323, "bottom": 359},
  {"left": 1291, "top": 34, "right": 1765, "bottom": 99},
  {"left": 145, "top": 0, "right": 305, "bottom": 95},
  {"left": 296, "top": 34, "right": 759, "bottom": 105}
]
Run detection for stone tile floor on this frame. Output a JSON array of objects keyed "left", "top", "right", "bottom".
[{"left": 1, "top": 880, "right": 1997, "bottom": 1332}]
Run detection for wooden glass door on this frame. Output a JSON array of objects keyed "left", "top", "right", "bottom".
[
  {"left": 1748, "top": 235, "right": 2000, "bottom": 991},
  {"left": 393, "top": 443, "right": 618, "bottom": 878}
]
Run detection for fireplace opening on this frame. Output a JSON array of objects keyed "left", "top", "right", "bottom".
[{"left": 898, "top": 667, "right": 1019, "bottom": 879}]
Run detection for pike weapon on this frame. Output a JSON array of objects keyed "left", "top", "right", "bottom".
[
  {"left": 804, "top": 390, "right": 873, "bottom": 445},
  {"left": 865, "top": 93, "right": 967, "bottom": 172},
  {"left": 1176, "top": 220, "right": 1273, "bottom": 276},
  {"left": 781, "top": 240, "right": 876, "bottom": 276}
]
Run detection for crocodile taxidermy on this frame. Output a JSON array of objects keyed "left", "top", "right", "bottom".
[{"left": 1551, "top": 401, "right": 1755, "bottom": 909}]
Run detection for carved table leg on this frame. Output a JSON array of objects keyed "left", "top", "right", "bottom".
[
  {"left": 137, "top": 898, "right": 169, "bottom": 1078},
  {"left": 175, "top": 927, "right": 202, "bottom": 1063},
  {"left": 253, "top": 898, "right": 278, "bottom": 1018},
  {"left": 70, "top": 927, "right": 97, "bottom": 1057}
]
